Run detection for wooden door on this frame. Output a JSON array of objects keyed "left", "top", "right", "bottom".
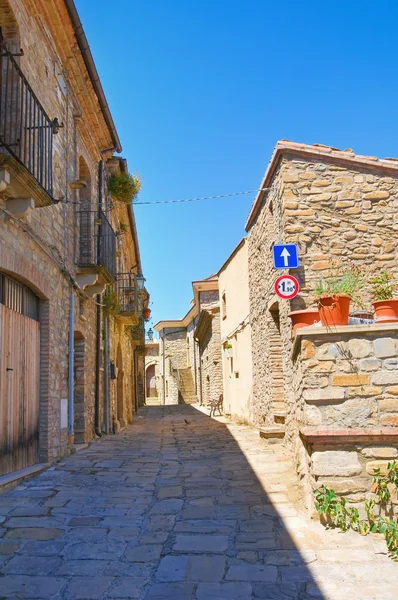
[{"left": 0, "top": 276, "right": 40, "bottom": 476}]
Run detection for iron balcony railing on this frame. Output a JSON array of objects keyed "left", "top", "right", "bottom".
[
  {"left": 0, "top": 29, "right": 57, "bottom": 198},
  {"left": 77, "top": 209, "right": 117, "bottom": 280},
  {"left": 116, "top": 272, "right": 138, "bottom": 314}
]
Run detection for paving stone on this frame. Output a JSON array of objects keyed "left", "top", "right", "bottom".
[
  {"left": 226, "top": 562, "right": 278, "bottom": 582},
  {"left": 19, "top": 540, "right": 65, "bottom": 556},
  {"left": 63, "top": 526, "right": 108, "bottom": 542},
  {"left": 56, "top": 559, "right": 110, "bottom": 576},
  {"left": 107, "top": 577, "right": 147, "bottom": 598},
  {"left": 68, "top": 517, "right": 101, "bottom": 526},
  {"left": 0, "top": 575, "right": 66, "bottom": 598},
  {"left": 196, "top": 582, "right": 253, "bottom": 599},
  {"left": 66, "top": 541, "right": 126, "bottom": 560},
  {"left": 144, "top": 583, "right": 195, "bottom": 599},
  {"left": 107, "top": 527, "right": 141, "bottom": 540},
  {"left": 124, "top": 544, "right": 163, "bottom": 562},
  {"left": 2, "top": 554, "right": 62, "bottom": 575},
  {"left": 156, "top": 555, "right": 188, "bottom": 582},
  {"left": 63, "top": 576, "right": 114, "bottom": 599},
  {"left": 149, "top": 499, "right": 183, "bottom": 514},
  {"left": 173, "top": 534, "right": 229, "bottom": 553},
  {"left": 157, "top": 485, "right": 183, "bottom": 499},
  {"left": 0, "top": 539, "right": 21, "bottom": 554},
  {"left": 252, "top": 583, "right": 300, "bottom": 599},
  {"left": 4, "top": 527, "right": 64, "bottom": 540}
]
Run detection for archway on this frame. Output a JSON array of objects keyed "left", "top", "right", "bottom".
[
  {"left": 116, "top": 343, "right": 125, "bottom": 427},
  {"left": 146, "top": 364, "right": 157, "bottom": 398}
]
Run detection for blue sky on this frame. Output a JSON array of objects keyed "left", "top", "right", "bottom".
[{"left": 76, "top": 0, "right": 398, "bottom": 330}]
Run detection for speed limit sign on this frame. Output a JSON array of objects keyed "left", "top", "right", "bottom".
[{"left": 274, "top": 275, "right": 299, "bottom": 300}]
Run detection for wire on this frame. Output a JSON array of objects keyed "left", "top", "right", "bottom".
[
  {"left": 65, "top": 188, "right": 270, "bottom": 207},
  {"left": 134, "top": 188, "right": 270, "bottom": 205}
]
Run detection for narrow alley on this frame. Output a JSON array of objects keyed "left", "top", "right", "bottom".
[{"left": 0, "top": 406, "right": 396, "bottom": 600}]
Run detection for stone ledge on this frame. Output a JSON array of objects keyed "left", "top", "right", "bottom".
[
  {"left": 300, "top": 427, "right": 398, "bottom": 445},
  {"left": 0, "top": 463, "right": 50, "bottom": 492},
  {"left": 292, "top": 322, "right": 398, "bottom": 360}
]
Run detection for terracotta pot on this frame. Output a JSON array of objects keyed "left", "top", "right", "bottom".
[
  {"left": 143, "top": 308, "right": 151, "bottom": 321},
  {"left": 288, "top": 308, "right": 320, "bottom": 334},
  {"left": 372, "top": 299, "right": 398, "bottom": 323},
  {"left": 317, "top": 294, "right": 350, "bottom": 327}
]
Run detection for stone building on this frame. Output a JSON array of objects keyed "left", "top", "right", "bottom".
[
  {"left": 245, "top": 140, "right": 398, "bottom": 511},
  {"left": 0, "top": 0, "right": 146, "bottom": 481},
  {"left": 218, "top": 238, "right": 253, "bottom": 420},
  {"left": 144, "top": 341, "right": 161, "bottom": 403},
  {"left": 154, "top": 276, "right": 221, "bottom": 406}
]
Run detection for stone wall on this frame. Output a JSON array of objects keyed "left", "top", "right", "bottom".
[
  {"left": 198, "top": 308, "right": 223, "bottom": 406},
  {"left": 293, "top": 324, "right": 398, "bottom": 512},
  {"left": 160, "top": 328, "right": 188, "bottom": 405}
]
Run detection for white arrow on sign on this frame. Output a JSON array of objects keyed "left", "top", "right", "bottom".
[{"left": 280, "top": 247, "right": 291, "bottom": 267}]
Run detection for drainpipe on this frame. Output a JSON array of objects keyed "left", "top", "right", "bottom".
[
  {"left": 94, "top": 296, "right": 102, "bottom": 437},
  {"left": 68, "top": 291, "right": 75, "bottom": 438},
  {"left": 104, "top": 316, "right": 110, "bottom": 433},
  {"left": 162, "top": 331, "right": 166, "bottom": 405}
]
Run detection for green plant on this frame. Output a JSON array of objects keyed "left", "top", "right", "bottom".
[
  {"left": 313, "top": 264, "right": 364, "bottom": 302},
  {"left": 103, "top": 286, "right": 120, "bottom": 316},
  {"left": 370, "top": 271, "right": 396, "bottom": 301},
  {"left": 108, "top": 172, "right": 141, "bottom": 203},
  {"left": 314, "top": 461, "right": 398, "bottom": 560},
  {"left": 224, "top": 342, "right": 232, "bottom": 349},
  {"left": 118, "top": 221, "right": 129, "bottom": 236}
]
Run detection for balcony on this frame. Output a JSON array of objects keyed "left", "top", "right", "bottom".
[
  {"left": 116, "top": 272, "right": 139, "bottom": 324},
  {"left": 76, "top": 209, "right": 117, "bottom": 295},
  {"left": 0, "top": 29, "right": 58, "bottom": 212}
]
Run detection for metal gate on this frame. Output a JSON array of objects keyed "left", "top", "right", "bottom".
[{"left": 0, "top": 274, "right": 40, "bottom": 476}]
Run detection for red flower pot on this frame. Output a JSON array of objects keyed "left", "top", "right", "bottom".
[
  {"left": 317, "top": 294, "right": 350, "bottom": 327},
  {"left": 288, "top": 308, "right": 320, "bottom": 334},
  {"left": 373, "top": 299, "right": 398, "bottom": 323},
  {"left": 143, "top": 308, "right": 151, "bottom": 321}
]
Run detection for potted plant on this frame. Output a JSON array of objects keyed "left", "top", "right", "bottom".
[
  {"left": 108, "top": 172, "right": 141, "bottom": 203},
  {"left": 143, "top": 308, "right": 151, "bottom": 321},
  {"left": 371, "top": 271, "right": 398, "bottom": 323},
  {"left": 313, "top": 266, "right": 363, "bottom": 327},
  {"left": 288, "top": 306, "right": 320, "bottom": 334},
  {"left": 103, "top": 286, "right": 120, "bottom": 316},
  {"left": 223, "top": 342, "right": 233, "bottom": 358}
]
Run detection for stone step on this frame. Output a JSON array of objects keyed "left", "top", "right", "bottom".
[
  {"left": 258, "top": 426, "right": 285, "bottom": 443},
  {"left": 273, "top": 411, "right": 286, "bottom": 425}
]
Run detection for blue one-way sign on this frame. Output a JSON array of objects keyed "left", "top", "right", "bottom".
[{"left": 272, "top": 244, "right": 299, "bottom": 269}]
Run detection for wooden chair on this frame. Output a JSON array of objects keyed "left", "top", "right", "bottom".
[{"left": 209, "top": 394, "right": 223, "bottom": 417}]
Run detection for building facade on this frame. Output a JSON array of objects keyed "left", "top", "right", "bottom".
[
  {"left": 218, "top": 238, "right": 253, "bottom": 420},
  {"left": 245, "top": 140, "right": 398, "bottom": 511},
  {"left": 0, "top": 0, "right": 146, "bottom": 479},
  {"left": 154, "top": 277, "right": 222, "bottom": 407}
]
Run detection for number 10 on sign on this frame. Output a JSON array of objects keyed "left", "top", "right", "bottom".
[{"left": 274, "top": 275, "right": 299, "bottom": 300}]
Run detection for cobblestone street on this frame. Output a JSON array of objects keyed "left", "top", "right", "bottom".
[{"left": 0, "top": 405, "right": 396, "bottom": 600}]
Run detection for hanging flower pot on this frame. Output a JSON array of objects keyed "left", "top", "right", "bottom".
[
  {"left": 372, "top": 300, "right": 398, "bottom": 323},
  {"left": 223, "top": 345, "right": 233, "bottom": 358},
  {"left": 288, "top": 308, "right": 320, "bottom": 334},
  {"left": 317, "top": 294, "right": 351, "bottom": 327},
  {"left": 143, "top": 308, "right": 151, "bottom": 321}
]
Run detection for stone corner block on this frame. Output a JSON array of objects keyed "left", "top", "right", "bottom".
[
  {"left": 312, "top": 451, "right": 362, "bottom": 477},
  {"left": 373, "top": 338, "right": 397, "bottom": 359}
]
